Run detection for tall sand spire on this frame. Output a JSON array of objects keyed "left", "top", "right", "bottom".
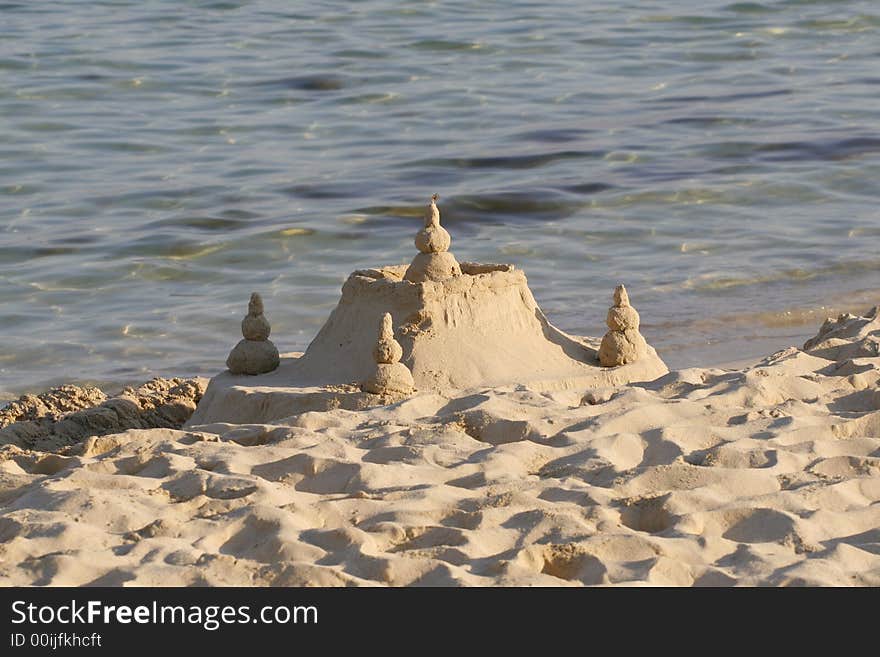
[{"left": 404, "top": 194, "right": 462, "bottom": 283}]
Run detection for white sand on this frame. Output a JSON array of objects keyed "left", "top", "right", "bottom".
[{"left": 1, "top": 309, "right": 879, "bottom": 586}]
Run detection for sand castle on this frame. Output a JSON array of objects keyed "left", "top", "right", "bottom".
[
  {"left": 192, "top": 196, "right": 667, "bottom": 424},
  {"left": 598, "top": 284, "right": 648, "bottom": 367},
  {"left": 362, "top": 313, "right": 415, "bottom": 396},
  {"left": 226, "top": 293, "right": 280, "bottom": 375}
]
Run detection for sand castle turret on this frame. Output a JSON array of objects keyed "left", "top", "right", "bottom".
[
  {"left": 403, "top": 194, "right": 462, "bottom": 283},
  {"left": 598, "top": 285, "right": 648, "bottom": 367},
  {"left": 362, "top": 313, "right": 414, "bottom": 395},
  {"left": 226, "top": 293, "right": 280, "bottom": 375}
]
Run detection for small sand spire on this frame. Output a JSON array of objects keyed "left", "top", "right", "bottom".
[
  {"left": 404, "top": 194, "right": 462, "bottom": 283},
  {"left": 598, "top": 284, "right": 648, "bottom": 367},
  {"left": 226, "top": 292, "right": 280, "bottom": 375},
  {"left": 363, "top": 313, "right": 415, "bottom": 395}
]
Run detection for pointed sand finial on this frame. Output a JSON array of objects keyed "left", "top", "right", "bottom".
[
  {"left": 424, "top": 193, "right": 441, "bottom": 229},
  {"left": 248, "top": 291, "right": 264, "bottom": 317}
]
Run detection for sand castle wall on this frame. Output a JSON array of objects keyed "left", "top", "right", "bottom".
[{"left": 291, "top": 263, "right": 654, "bottom": 391}]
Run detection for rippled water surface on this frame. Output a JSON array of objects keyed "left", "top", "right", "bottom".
[{"left": 2, "top": 0, "right": 880, "bottom": 396}]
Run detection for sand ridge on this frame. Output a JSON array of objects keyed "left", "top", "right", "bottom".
[
  {"left": 0, "top": 311, "right": 879, "bottom": 586},
  {"left": 0, "top": 378, "right": 207, "bottom": 453}
]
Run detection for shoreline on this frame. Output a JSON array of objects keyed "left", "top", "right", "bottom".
[
  {"left": 653, "top": 288, "right": 880, "bottom": 371},
  {"left": 6, "top": 285, "right": 880, "bottom": 402}
]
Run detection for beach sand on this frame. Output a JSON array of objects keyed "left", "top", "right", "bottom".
[{"left": 1, "top": 308, "right": 879, "bottom": 586}]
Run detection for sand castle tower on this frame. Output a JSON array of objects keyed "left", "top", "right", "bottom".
[
  {"left": 598, "top": 285, "right": 648, "bottom": 367},
  {"left": 191, "top": 196, "right": 667, "bottom": 425},
  {"left": 226, "top": 292, "right": 280, "bottom": 375},
  {"left": 404, "top": 194, "right": 462, "bottom": 283},
  {"left": 362, "top": 313, "right": 415, "bottom": 395}
]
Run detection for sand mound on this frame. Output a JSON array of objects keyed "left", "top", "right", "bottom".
[
  {"left": 0, "top": 378, "right": 207, "bottom": 452},
  {"left": 1, "top": 311, "right": 879, "bottom": 586},
  {"left": 803, "top": 306, "right": 880, "bottom": 361},
  {"left": 0, "top": 385, "right": 107, "bottom": 428}
]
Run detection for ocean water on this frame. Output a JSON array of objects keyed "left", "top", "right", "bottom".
[{"left": 2, "top": 0, "right": 880, "bottom": 397}]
